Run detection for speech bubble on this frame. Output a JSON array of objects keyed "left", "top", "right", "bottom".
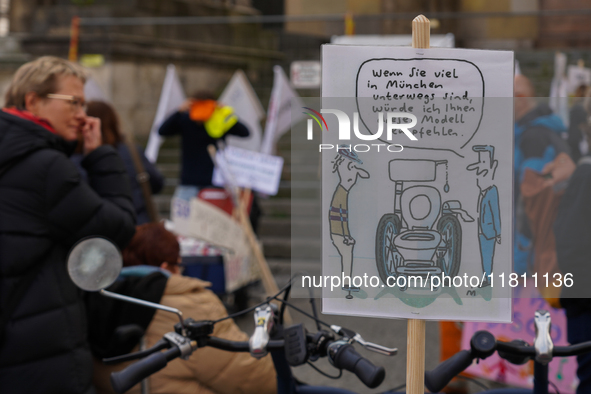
[{"left": 355, "top": 58, "right": 485, "bottom": 151}]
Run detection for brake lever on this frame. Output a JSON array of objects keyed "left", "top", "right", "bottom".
[
  {"left": 330, "top": 325, "right": 397, "bottom": 356},
  {"left": 249, "top": 304, "right": 274, "bottom": 359},
  {"left": 534, "top": 309, "right": 553, "bottom": 365}
]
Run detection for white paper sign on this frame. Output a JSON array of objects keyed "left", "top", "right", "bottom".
[
  {"left": 212, "top": 146, "right": 284, "bottom": 196},
  {"left": 171, "top": 197, "right": 259, "bottom": 292},
  {"left": 319, "top": 45, "right": 514, "bottom": 322},
  {"left": 291, "top": 61, "right": 322, "bottom": 88}
]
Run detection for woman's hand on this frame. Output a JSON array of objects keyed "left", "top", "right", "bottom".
[{"left": 82, "top": 116, "right": 102, "bottom": 155}]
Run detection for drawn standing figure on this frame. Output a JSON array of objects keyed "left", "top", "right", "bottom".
[
  {"left": 329, "top": 146, "right": 370, "bottom": 299},
  {"left": 466, "top": 145, "right": 501, "bottom": 287}
]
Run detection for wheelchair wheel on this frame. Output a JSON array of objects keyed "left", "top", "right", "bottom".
[
  {"left": 436, "top": 215, "right": 462, "bottom": 278},
  {"left": 375, "top": 214, "right": 403, "bottom": 285}
]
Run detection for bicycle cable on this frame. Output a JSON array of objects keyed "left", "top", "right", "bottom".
[
  {"left": 549, "top": 380, "right": 560, "bottom": 394},
  {"left": 271, "top": 295, "right": 333, "bottom": 329},
  {"left": 213, "top": 280, "right": 292, "bottom": 324},
  {"left": 305, "top": 361, "right": 343, "bottom": 380}
]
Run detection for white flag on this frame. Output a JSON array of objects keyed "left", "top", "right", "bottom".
[
  {"left": 219, "top": 70, "right": 265, "bottom": 152},
  {"left": 549, "top": 52, "right": 569, "bottom": 128},
  {"left": 260, "top": 65, "right": 304, "bottom": 155},
  {"left": 145, "top": 64, "right": 186, "bottom": 163}
]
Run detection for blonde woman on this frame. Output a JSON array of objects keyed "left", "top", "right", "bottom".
[{"left": 0, "top": 56, "right": 135, "bottom": 393}]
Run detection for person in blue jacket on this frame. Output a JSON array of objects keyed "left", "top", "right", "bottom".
[{"left": 513, "top": 74, "right": 570, "bottom": 274}]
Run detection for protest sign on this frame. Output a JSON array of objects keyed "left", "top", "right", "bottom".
[
  {"left": 212, "top": 146, "right": 284, "bottom": 196},
  {"left": 171, "top": 197, "right": 258, "bottom": 293},
  {"left": 317, "top": 42, "right": 514, "bottom": 323}
]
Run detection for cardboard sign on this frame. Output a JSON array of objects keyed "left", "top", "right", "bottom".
[
  {"left": 171, "top": 197, "right": 259, "bottom": 292},
  {"left": 318, "top": 45, "right": 514, "bottom": 322},
  {"left": 212, "top": 146, "right": 284, "bottom": 196},
  {"left": 463, "top": 288, "right": 577, "bottom": 393}
]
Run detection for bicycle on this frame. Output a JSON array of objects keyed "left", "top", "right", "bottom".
[
  {"left": 425, "top": 309, "right": 591, "bottom": 394},
  {"left": 67, "top": 237, "right": 399, "bottom": 394}
]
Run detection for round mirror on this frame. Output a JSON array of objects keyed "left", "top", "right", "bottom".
[{"left": 67, "top": 237, "right": 122, "bottom": 291}]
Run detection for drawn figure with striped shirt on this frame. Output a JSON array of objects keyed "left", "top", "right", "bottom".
[{"left": 329, "top": 146, "right": 370, "bottom": 299}]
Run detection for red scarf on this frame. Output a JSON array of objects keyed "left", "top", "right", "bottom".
[{"left": 3, "top": 107, "right": 56, "bottom": 134}]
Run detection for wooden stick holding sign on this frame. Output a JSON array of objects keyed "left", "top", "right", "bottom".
[
  {"left": 208, "top": 144, "right": 292, "bottom": 324},
  {"left": 406, "top": 14, "right": 429, "bottom": 394}
]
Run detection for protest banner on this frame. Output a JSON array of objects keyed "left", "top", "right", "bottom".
[
  {"left": 145, "top": 64, "right": 186, "bottom": 163},
  {"left": 171, "top": 197, "right": 258, "bottom": 293}
]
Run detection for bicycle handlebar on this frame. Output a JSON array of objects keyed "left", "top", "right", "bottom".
[
  {"left": 426, "top": 330, "right": 591, "bottom": 393},
  {"left": 206, "top": 337, "right": 285, "bottom": 352},
  {"left": 111, "top": 347, "right": 181, "bottom": 394},
  {"left": 328, "top": 340, "right": 385, "bottom": 389}
]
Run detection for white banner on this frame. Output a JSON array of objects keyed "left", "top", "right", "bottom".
[
  {"left": 260, "top": 65, "right": 304, "bottom": 155},
  {"left": 219, "top": 70, "right": 265, "bottom": 152},
  {"left": 171, "top": 198, "right": 259, "bottom": 292},
  {"left": 145, "top": 64, "right": 186, "bottom": 163},
  {"left": 549, "top": 52, "right": 569, "bottom": 128},
  {"left": 212, "top": 146, "right": 284, "bottom": 196}
]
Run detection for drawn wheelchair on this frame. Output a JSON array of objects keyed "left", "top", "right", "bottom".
[{"left": 375, "top": 159, "right": 474, "bottom": 290}]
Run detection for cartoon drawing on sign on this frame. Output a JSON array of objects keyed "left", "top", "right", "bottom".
[
  {"left": 329, "top": 146, "right": 370, "bottom": 299},
  {"left": 466, "top": 145, "right": 500, "bottom": 288},
  {"left": 375, "top": 159, "right": 474, "bottom": 293}
]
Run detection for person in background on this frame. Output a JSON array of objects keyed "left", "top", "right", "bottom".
[
  {"left": 158, "top": 91, "right": 249, "bottom": 201},
  {"left": 555, "top": 90, "right": 591, "bottom": 394},
  {"left": 0, "top": 56, "right": 136, "bottom": 393},
  {"left": 158, "top": 90, "right": 262, "bottom": 232},
  {"left": 89, "top": 222, "right": 277, "bottom": 394},
  {"left": 513, "top": 74, "right": 570, "bottom": 275},
  {"left": 72, "top": 100, "right": 164, "bottom": 224}
]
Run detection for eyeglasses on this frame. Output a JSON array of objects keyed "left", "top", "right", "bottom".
[{"left": 45, "top": 93, "right": 87, "bottom": 112}]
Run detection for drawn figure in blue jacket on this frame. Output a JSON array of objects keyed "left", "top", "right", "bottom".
[
  {"left": 466, "top": 145, "right": 501, "bottom": 287},
  {"left": 329, "top": 146, "right": 370, "bottom": 298}
]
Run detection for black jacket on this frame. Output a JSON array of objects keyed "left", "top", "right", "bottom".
[
  {"left": 555, "top": 157, "right": 591, "bottom": 314},
  {"left": 158, "top": 111, "right": 249, "bottom": 187},
  {"left": 72, "top": 142, "right": 164, "bottom": 224},
  {"left": 0, "top": 110, "right": 136, "bottom": 393}
]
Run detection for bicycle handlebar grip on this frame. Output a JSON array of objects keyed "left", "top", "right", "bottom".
[
  {"left": 110, "top": 347, "right": 180, "bottom": 394},
  {"left": 329, "top": 342, "right": 385, "bottom": 388},
  {"left": 424, "top": 350, "right": 473, "bottom": 393}
]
